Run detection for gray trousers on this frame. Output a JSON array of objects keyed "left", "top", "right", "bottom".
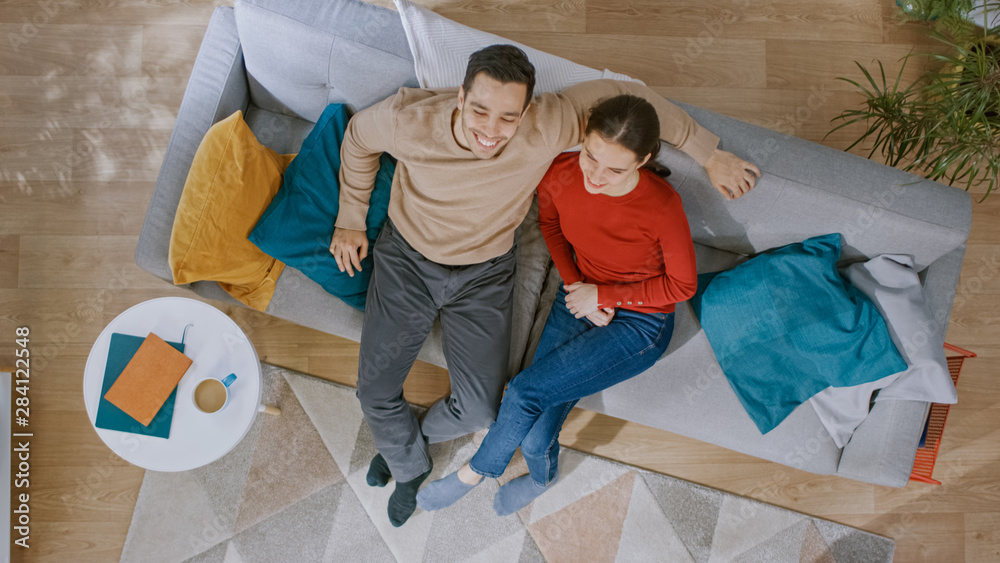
[{"left": 357, "top": 220, "right": 515, "bottom": 482}]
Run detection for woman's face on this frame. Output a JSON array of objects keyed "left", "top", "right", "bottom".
[{"left": 578, "top": 132, "right": 650, "bottom": 196}]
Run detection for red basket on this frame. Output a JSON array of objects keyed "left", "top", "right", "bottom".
[{"left": 908, "top": 343, "right": 976, "bottom": 485}]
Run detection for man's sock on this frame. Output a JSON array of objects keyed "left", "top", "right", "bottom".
[
  {"left": 388, "top": 465, "right": 432, "bottom": 527},
  {"left": 493, "top": 474, "right": 552, "bottom": 517},
  {"left": 366, "top": 453, "right": 392, "bottom": 487},
  {"left": 416, "top": 470, "right": 481, "bottom": 511}
]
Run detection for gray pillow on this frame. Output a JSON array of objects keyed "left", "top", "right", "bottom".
[{"left": 809, "top": 254, "right": 956, "bottom": 447}]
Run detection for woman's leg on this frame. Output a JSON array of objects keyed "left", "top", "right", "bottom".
[
  {"left": 491, "top": 398, "right": 576, "bottom": 516},
  {"left": 416, "top": 289, "right": 591, "bottom": 512},
  {"left": 514, "top": 289, "right": 596, "bottom": 484},
  {"left": 470, "top": 309, "right": 675, "bottom": 480},
  {"left": 489, "top": 310, "right": 675, "bottom": 516}
]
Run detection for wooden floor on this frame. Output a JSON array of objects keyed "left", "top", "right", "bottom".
[{"left": 2, "top": 0, "right": 998, "bottom": 561}]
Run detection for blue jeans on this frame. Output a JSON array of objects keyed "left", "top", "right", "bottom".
[{"left": 469, "top": 288, "right": 675, "bottom": 485}]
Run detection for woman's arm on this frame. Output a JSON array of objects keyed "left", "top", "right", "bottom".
[
  {"left": 596, "top": 195, "right": 698, "bottom": 309},
  {"left": 537, "top": 169, "right": 584, "bottom": 286}
]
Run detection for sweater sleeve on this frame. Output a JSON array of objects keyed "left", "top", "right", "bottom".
[
  {"left": 553, "top": 79, "right": 720, "bottom": 165},
  {"left": 537, "top": 170, "right": 584, "bottom": 286},
  {"left": 595, "top": 195, "right": 698, "bottom": 309},
  {"left": 336, "top": 92, "right": 400, "bottom": 232}
]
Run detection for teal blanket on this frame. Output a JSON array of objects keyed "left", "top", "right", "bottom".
[{"left": 690, "top": 234, "right": 907, "bottom": 434}]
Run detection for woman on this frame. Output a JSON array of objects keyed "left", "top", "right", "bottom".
[{"left": 416, "top": 94, "right": 698, "bottom": 516}]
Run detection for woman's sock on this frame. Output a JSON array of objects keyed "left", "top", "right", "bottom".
[
  {"left": 366, "top": 453, "right": 392, "bottom": 487},
  {"left": 388, "top": 465, "right": 432, "bottom": 527},
  {"left": 493, "top": 474, "right": 552, "bottom": 516},
  {"left": 416, "top": 470, "right": 481, "bottom": 511}
]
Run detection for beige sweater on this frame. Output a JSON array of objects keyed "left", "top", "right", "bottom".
[{"left": 336, "top": 79, "right": 719, "bottom": 265}]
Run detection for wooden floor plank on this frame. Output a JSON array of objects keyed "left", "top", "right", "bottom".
[
  {"left": 0, "top": 127, "right": 75, "bottom": 183},
  {"left": 0, "top": 0, "right": 225, "bottom": 26},
  {"left": 965, "top": 512, "right": 1000, "bottom": 562},
  {"left": 0, "top": 234, "right": 19, "bottom": 288},
  {"left": 0, "top": 181, "right": 153, "bottom": 236},
  {"left": 765, "top": 40, "right": 933, "bottom": 91},
  {"left": 0, "top": 76, "right": 184, "bottom": 130},
  {"left": 419, "top": 0, "right": 586, "bottom": 34},
  {"left": 0, "top": 24, "right": 143, "bottom": 76},
  {"left": 586, "top": 0, "right": 883, "bottom": 43},
  {"left": 18, "top": 235, "right": 169, "bottom": 289}
]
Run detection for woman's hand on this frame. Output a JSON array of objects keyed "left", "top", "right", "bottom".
[
  {"left": 585, "top": 307, "right": 616, "bottom": 327},
  {"left": 565, "top": 282, "right": 600, "bottom": 319}
]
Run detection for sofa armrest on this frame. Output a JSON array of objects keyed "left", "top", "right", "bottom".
[
  {"left": 135, "top": 6, "right": 250, "bottom": 282},
  {"left": 837, "top": 245, "right": 966, "bottom": 487},
  {"left": 837, "top": 399, "right": 930, "bottom": 487}
]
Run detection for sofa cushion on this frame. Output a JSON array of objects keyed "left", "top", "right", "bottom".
[
  {"left": 168, "top": 110, "right": 293, "bottom": 311},
  {"left": 250, "top": 104, "right": 394, "bottom": 311},
  {"left": 233, "top": 0, "right": 419, "bottom": 122},
  {"left": 691, "top": 233, "right": 908, "bottom": 434}
]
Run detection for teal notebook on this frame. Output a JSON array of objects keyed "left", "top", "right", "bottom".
[{"left": 94, "top": 333, "right": 183, "bottom": 439}]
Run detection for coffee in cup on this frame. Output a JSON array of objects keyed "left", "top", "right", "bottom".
[{"left": 193, "top": 373, "right": 237, "bottom": 414}]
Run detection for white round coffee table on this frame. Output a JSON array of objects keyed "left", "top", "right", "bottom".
[{"left": 83, "top": 297, "right": 262, "bottom": 472}]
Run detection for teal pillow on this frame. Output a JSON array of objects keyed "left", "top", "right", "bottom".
[
  {"left": 690, "top": 233, "right": 907, "bottom": 435},
  {"left": 249, "top": 104, "right": 394, "bottom": 310}
]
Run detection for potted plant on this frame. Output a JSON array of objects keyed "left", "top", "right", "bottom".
[{"left": 829, "top": 1, "right": 1000, "bottom": 198}]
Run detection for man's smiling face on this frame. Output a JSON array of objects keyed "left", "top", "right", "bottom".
[{"left": 453, "top": 72, "right": 529, "bottom": 159}]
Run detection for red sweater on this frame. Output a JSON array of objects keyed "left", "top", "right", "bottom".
[{"left": 537, "top": 152, "right": 698, "bottom": 314}]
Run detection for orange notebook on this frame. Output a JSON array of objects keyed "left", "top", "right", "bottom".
[{"left": 103, "top": 332, "right": 193, "bottom": 426}]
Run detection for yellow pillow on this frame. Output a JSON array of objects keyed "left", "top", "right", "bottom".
[{"left": 169, "top": 111, "right": 295, "bottom": 311}]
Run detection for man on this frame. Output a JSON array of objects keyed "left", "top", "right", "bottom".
[{"left": 330, "top": 45, "right": 759, "bottom": 526}]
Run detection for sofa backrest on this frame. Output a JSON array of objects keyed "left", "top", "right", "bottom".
[
  {"left": 233, "top": 0, "right": 420, "bottom": 122},
  {"left": 655, "top": 102, "right": 972, "bottom": 271}
]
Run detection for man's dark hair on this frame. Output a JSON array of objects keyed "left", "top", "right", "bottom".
[{"left": 462, "top": 45, "right": 536, "bottom": 109}]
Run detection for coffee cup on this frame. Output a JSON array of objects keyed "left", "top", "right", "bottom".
[{"left": 193, "top": 373, "right": 237, "bottom": 414}]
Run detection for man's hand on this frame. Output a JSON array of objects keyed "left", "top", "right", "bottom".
[
  {"left": 585, "top": 307, "right": 616, "bottom": 327},
  {"left": 329, "top": 227, "right": 368, "bottom": 277},
  {"left": 705, "top": 149, "right": 761, "bottom": 200},
  {"left": 565, "top": 282, "right": 600, "bottom": 319}
]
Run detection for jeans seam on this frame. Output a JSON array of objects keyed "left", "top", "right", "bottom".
[{"left": 540, "top": 401, "right": 573, "bottom": 485}]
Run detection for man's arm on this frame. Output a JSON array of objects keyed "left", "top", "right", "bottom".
[
  {"left": 330, "top": 93, "right": 399, "bottom": 276},
  {"left": 557, "top": 79, "right": 761, "bottom": 199}
]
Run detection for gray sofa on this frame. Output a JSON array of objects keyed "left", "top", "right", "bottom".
[{"left": 135, "top": 0, "right": 972, "bottom": 487}]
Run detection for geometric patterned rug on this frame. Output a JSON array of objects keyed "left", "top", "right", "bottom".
[{"left": 121, "top": 364, "right": 894, "bottom": 562}]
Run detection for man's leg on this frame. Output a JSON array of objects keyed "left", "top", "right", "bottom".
[
  {"left": 356, "top": 222, "right": 440, "bottom": 526},
  {"left": 420, "top": 248, "right": 517, "bottom": 444}
]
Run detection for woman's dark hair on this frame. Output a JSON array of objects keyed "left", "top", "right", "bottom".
[
  {"left": 462, "top": 45, "right": 536, "bottom": 110},
  {"left": 585, "top": 95, "right": 661, "bottom": 163}
]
